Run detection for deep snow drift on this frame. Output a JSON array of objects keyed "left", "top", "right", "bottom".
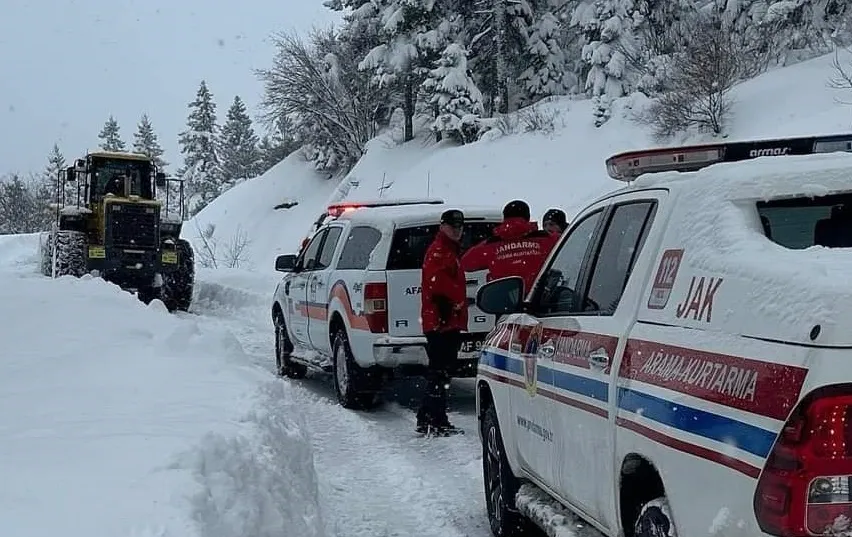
[
  {"left": 0, "top": 234, "right": 327, "bottom": 537},
  {"left": 187, "top": 50, "right": 852, "bottom": 267}
]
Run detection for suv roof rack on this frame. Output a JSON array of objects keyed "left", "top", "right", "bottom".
[{"left": 605, "top": 133, "right": 852, "bottom": 181}]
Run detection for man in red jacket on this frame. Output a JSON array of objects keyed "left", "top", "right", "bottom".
[
  {"left": 417, "top": 209, "right": 468, "bottom": 435},
  {"left": 462, "top": 200, "right": 559, "bottom": 296}
]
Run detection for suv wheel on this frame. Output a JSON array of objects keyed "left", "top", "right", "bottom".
[
  {"left": 274, "top": 314, "right": 306, "bottom": 379},
  {"left": 635, "top": 498, "right": 678, "bottom": 537},
  {"left": 332, "top": 329, "right": 378, "bottom": 410},
  {"left": 482, "top": 404, "right": 527, "bottom": 537}
]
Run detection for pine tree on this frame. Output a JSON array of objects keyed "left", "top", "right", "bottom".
[
  {"left": 178, "top": 80, "right": 221, "bottom": 214},
  {"left": 422, "top": 44, "right": 484, "bottom": 143},
  {"left": 41, "top": 143, "right": 78, "bottom": 208},
  {"left": 218, "top": 95, "right": 262, "bottom": 190},
  {"left": 358, "top": 0, "right": 453, "bottom": 141},
  {"left": 519, "top": 10, "right": 569, "bottom": 103},
  {"left": 258, "top": 116, "right": 299, "bottom": 174},
  {"left": 98, "top": 115, "right": 126, "bottom": 151},
  {"left": 132, "top": 114, "right": 167, "bottom": 171},
  {"left": 466, "top": 0, "right": 535, "bottom": 114},
  {"left": 572, "top": 0, "right": 642, "bottom": 125}
]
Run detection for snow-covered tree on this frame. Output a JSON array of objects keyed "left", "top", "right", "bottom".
[
  {"left": 178, "top": 80, "right": 221, "bottom": 214},
  {"left": 0, "top": 174, "right": 47, "bottom": 233},
  {"left": 718, "top": 0, "right": 849, "bottom": 68},
  {"left": 43, "top": 143, "right": 65, "bottom": 201},
  {"left": 257, "top": 28, "right": 388, "bottom": 172},
  {"left": 132, "top": 114, "right": 167, "bottom": 171},
  {"left": 358, "top": 0, "right": 453, "bottom": 141},
  {"left": 639, "top": 11, "right": 743, "bottom": 138},
  {"left": 465, "top": 0, "right": 535, "bottom": 114},
  {"left": 422, "top": 43, "right": 484, "bottom": 143},
  {"left": 257, "top": 116, "right": 299, "bottom": 174},
  {"left": 572, "top": 0, "right": 642, "bottom": 125},
  {"left": 519, "top": 10, "right": 570, "bottom": 102},
  {"left": 218, "top": 95, "right": 262, "bottom": 190},
  {"left": 98, "top": 115, "right": 126, "bottom": 151}
]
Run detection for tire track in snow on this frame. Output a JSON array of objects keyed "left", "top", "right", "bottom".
[{"left": 192, "top": 274, "right": 494, "bottom": 537}]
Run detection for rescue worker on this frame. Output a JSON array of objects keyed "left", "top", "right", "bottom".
[
  {"left": 461, "top": 199, "right": 558, "bottom": 295},
  {"left": 542, "top": 208, "right": 568, "bottom": 236},
  {"left": 417, "top": 208, "right": 467, "bottom": 435}
]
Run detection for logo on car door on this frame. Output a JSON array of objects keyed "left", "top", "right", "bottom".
[{"left": 523, "top": 323, "right": 543, "bottom": 397}]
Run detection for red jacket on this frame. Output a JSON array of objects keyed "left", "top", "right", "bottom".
[
  {"left": 421, "top": 231, "right": 468, "bottom": 333},
  {"left": 461, "top": 218, "right": 559, "bottom": 295}
]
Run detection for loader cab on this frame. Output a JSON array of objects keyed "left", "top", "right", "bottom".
[{"left": 64, "top": 151, "right": 165, "bottom": 206}]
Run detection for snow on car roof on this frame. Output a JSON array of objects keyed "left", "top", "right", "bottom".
[
  {"left": 633, "top": 151, "right": 852, "bottom": 200},
  {"left": 336, "top": 204, "right": 503, "bottom": 226},
  {"left": 641, "top": 151, "right": 852, "bottom": 346}
]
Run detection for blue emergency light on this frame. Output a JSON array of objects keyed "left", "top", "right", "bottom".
[{"left": 605, "top": 133, "right": 852, "bottom": 181}]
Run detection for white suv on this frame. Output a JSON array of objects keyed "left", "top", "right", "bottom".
[
  {"left": 473, "top": 134, "right": 852, "bottom": 537},
  {"left": 272, "top": 199, "right": 503, "bottom": 409}
]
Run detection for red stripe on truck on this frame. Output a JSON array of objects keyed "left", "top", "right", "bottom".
[{"left": 619, "top": 339, "right": 808, "bottom": 421}]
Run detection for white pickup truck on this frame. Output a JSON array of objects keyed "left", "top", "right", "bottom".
[
  {"left": 474, "top": 134, "right": 852, "bottom": 537},
  {"left": 271, "top": 199, "right": 503, "bottom": 409}
]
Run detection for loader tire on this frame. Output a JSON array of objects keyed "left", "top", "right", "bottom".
[
  {"left": 51, "top": 230, "right": 87, "bottom": 278},
  {"left": 161, "top": 239, "right": 194, "bottom": 312}
]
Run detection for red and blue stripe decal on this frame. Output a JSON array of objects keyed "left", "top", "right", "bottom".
[{"left": 478, "top": 325, "right": 809, "bottom": 478}]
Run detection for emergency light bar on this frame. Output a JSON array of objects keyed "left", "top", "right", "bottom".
[
  {"left": 605, "top": 133, "right": 852, "bottom": 181},
  {"left": 325, "top": 198, "right": 444, "bottom": 217}
]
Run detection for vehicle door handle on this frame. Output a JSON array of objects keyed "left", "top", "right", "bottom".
[
  {"left": 314, "top": 280, "right": 324, "bottom": 287},
  {"left": 589, "top": 348, "right": 610, "bottom": 370},
  {"left": 285, "top": 281, "right": 290, "bottom": 295}
]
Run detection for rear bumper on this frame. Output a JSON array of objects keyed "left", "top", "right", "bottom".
[{"left": 372, "top": 333, "right": 484, "bottom": 377}]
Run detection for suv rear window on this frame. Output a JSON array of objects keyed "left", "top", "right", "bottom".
[
  {"left": 386, "top": 222, "right": 498, "bottom": 270},
  {"left": 757, "top": 193, "right": 852, "bottom": 249}
]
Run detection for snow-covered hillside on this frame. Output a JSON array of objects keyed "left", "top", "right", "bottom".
[
  {"left": 184, "top": 155, "right": 339, "bottom": 272},
  {"left": 0, "top": 234, "right": 326, "bottom": 537},
  {"left": 187, "top": 49, "right": 852, "bottom": 266}
]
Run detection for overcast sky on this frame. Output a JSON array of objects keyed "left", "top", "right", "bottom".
[{"left": 0, "top": 0, "right": 340, "bottom": 175}]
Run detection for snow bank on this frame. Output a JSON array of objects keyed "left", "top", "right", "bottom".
[
  {"left": 179, "top": 382, "right": 326, "bottom": 537},
  {"left": 191, "top": 50, "right": 852, "bottom": 266},
  {"left": 0, "top": 232, "right": 40, "bottom": 272},
  {"left": 183, "top": 151, "right": 339, "bottom": 272},
  {"left": 0, "top": 272, "right": 326, "bottom": 537}
]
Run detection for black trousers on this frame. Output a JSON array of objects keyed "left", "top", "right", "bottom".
[{"left": 417, "top": 330, "right": 461, "bottom": 426}]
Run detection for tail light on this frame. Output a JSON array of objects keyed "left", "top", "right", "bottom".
[
  {"left": 755, "top": 385, "right": 852, "bottom": 536},
  {"left": 364, "top": 283, "right": 388, "bottom": 333}
]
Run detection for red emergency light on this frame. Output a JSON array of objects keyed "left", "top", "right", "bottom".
[
  {"left": 326, "top": 203, "right": 362, "bottom": 217},
  {"left": 605, "top": 133, "right": 852, "bottom": 181},
  {"left": 325, "top": 198, "right": 444, "bottom": 218}
]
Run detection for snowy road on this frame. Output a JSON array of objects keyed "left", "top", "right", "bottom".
[{"left": 192, "top": 269, "right": 502, "bottom": 537}]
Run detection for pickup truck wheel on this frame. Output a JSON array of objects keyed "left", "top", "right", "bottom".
[
  {"left": 332, "top": 330, "right": 378, "bottom": 410},
  {"left": 274, "top": 314, "right": 306, "bottom": 379},
  {"left": 635, "top": 497, "right": 678, "bottom": 537},
  {"left": 482, "top": 404, "right": 526, "bottom": 537}
]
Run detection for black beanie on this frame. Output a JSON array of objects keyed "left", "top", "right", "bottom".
[
  {"left": 440, "top": 209, "right": 464, "bottom": 226},
  {"left": 503, "top": 199, "right": 530, "bottom": 220},
  {"left": 543, "top": 208, "right": 568, "bottom": 228}
]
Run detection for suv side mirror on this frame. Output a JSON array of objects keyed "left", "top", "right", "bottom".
[
  {"left": 65, "top": 167, "right": 76, "bottom": 182},
  {"left": 275, "top": 254, "right": 298, "bottom": 272},
  {"left": 476, "top": 276, "right": 524, "bottom": 315},
  {"left": 155, "top": 172, "right": 166, "bottom": 187}
]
